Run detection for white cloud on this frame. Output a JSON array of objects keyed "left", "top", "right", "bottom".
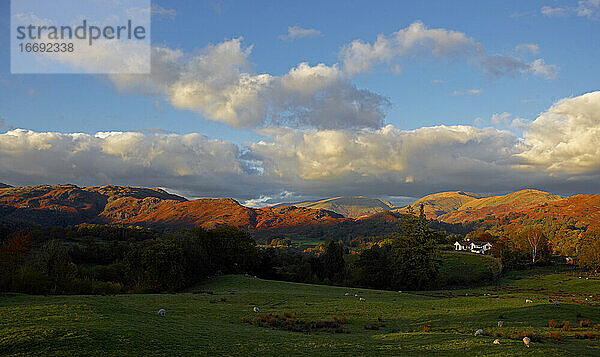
[
  {"left": 0, "top": 129, "right": 253, "bottom": 198},
  {"left": 247, "top": 125, "right": 524, "bottom": 194},
  {"left": 340, "top": 21, "right": 479, "bottom": 76},
  {"left": 339, "top": 21, "right": 557, "bottom": 79},
  {"left": 515, "top": 43, "right": 540, "bottom": 54},
  {"left": 577, "top": 0, "right": 600, "bottom": 19},
  {"left": 3, "top": 92, "right": 600, "bottom": 200},
  {"left": 279, "top": 26, "right": 322, "bottom": 41},
  {"left": 541, "top": 6, "right": 569, "bottom": 18},
  {"left": 491, "top": 112, "right": 512, "bottom": 125},
  {"left": 98, "top": 24, "right": 557, "bottom": 131},
  {"left": 529, "top": 59, "right": 559, "bottom": 79},
  {"left": 541, "top": 1, "right": 600, "bottom": 19},
  {"left": 109, "top": 40, "right": 388, "bottom": 129},
  {"left": 452, "top": 89, "right": 482, "bottom": 96},
  {"left": 519, "top": 91, "right": 600, "bottom": 175}
]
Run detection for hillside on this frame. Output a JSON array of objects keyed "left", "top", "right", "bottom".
[
  {"left": 0, "top": 183, "right": 11, "bottom": 188},
  {"left": 439, "top": 189, "right": 563, "bottom": 223},
  {"left": 2, "top": 185, "right": 600, "bottom": 242},
  {"left": 279, "top": 196, "right": 397, "bottom": 218},
  {"left": 396, "top": 191, "right": 486, "bottom": 219},
  {"left": 0, "top": 184, "right": 346, "bottom": 231}
]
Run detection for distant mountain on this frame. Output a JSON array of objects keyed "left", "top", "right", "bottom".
[
  {"left": 1, "top": 185, "right": 599, "bottom": 243},
  {"left": 395, "top": 191, "right": 486, "bottom": 219},
  {"left": 0, "top": 183, "right": 12, "bottom": 188},
  {"left": 277, "top": 196, "right": 397, "bottom": 218},
  {"left": 0, "top": 184, "right": 346, "bottom": 230},
  {"left": 438, "top": 189, "right": 563, "bottom": 223}
]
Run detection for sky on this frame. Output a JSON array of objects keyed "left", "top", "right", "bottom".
[{"left": 0, "top": 0, "right": 599, "bottom": 206}]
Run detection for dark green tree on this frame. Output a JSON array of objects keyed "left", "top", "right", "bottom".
[{"left": 321, "top": 240, "right": 345, "bottom": 282}]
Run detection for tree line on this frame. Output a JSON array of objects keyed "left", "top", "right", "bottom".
[{"left": 0, "top": 210, "right": 442, "bottom": 294}]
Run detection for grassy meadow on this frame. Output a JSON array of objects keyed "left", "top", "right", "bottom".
[{"left": 2, "top": 263, "right": 600, "bottom": 356}]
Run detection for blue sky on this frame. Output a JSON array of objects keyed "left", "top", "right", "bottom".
[{"left": 1, "top": 0, "right": 599, "bottom": 204}]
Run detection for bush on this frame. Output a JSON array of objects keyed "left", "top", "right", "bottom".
[
  {"left": 562, "top": 321, "right": 571, "bottom": 331},
  {"left": 422, "top": 324, "right": 432, "bottom": 332},
  {"left": 580, "top": 320, "right": 591, "bottom": 328},
  {"left": 547, "top": 331, "right": 562, "bottom": 341},
  {"left": 243, "top": 313, "right": 349, "bottom": 334},
  {"left": 516, "top": 331, "right": 540, "bottom": 342},
  {"left": 594, "top": 324, "right": 600, "bottom": 330},
  {"left": 548, "top": 320, "right": 559, "bottom": 328},
  {"left": 574, "top": 332, "right": 599, "bottom": 339}
]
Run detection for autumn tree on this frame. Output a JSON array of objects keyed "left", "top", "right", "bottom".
[
  {"left": 512, "top": 225, "right": 550, "bottom": 264},
  {"left": 578, "top": 225, "right": 600, "bottom": 273}
]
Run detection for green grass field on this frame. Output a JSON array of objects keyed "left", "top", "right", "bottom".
[
  {"left": 437, "top": 251, "right": 502, "bottom": 286},
  {"left": 2, "top": 266, "right": 600, "bottom": 356}
]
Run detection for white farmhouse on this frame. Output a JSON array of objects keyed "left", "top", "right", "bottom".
[{"left": 454, "top": 239, "right": 492, "bottom": 254}]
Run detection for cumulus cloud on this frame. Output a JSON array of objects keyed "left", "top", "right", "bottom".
[
  {"left": 0, "top": 129, "right": 257, "bottom": 198},
  {"left": 279, "top": 26, "right": 322, "bottom": 41},
  {"left": 4, "top": 91, "right": 600, "bottom": 200},
  {"left": 109, "top": 40, "right": 388, "bottom": 129},
  {"left": 102, "top": 23, "right": 556, "bottom": 130},
  {"left": 519, "top": 91, "right": 600, "bottom": 175},
  {"left": 245, "top": 124, "right": 528, "bottom": 197},
  {"left": 491, "top": 112, "right": 512, "bottom": 125},
  {"left": 339, "top": 21, "right": 558, "bottom": 79}
]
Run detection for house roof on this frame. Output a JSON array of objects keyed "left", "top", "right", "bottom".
[{"left": 455, "top": 241, "right": 470, "bottom": 246}]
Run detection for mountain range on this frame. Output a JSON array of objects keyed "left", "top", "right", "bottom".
[
  {"left": 275, "top": 196, "right": 398, "bottom": 218},
  {"left": 1, "top": 184, "right": 599, "bottom": 235}
]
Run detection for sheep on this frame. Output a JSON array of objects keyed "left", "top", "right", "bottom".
[
  {"left": 354, "top": 294, "right": 358, "bottom": 297},
  {"left": 525, "top": 299, "right": 533, "bottom": 303},
  {"left": 253, "top": 307, "right": 260, "bottom": 312},
  {"left": 497, "top": 321, "right": 503, "bottom": 328},
  {"left": 344, "top": 292, "right": 350, "bottom": 296},
  {"left": 359, "top": 297, "right": 366, "bottom": 302},
  {"left": 157, "top": 309, "right": 166, "bottom": 317},
  {"left": 523, "top": 336, "right": 530, "bottom": 347},
  {"left": 493, "top": 339, "right": 500, "bottom": 345},
  {"left": 474, "top": 329, "right": 483, "bottom": 336}
]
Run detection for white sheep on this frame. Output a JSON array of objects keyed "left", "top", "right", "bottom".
[
  {"left": 474, "top": 329, "right": 483, "bottom": 336},
  {"left": 493, "top": 339, "right": 500, "bottom": 345},
  {"left": 359, "top": 297, "right": 366, "bottom": 302},
  {"left": 525, "top": 299, "right": 533, "bottom": 303},
  {"left": 523, "top": 336, "right": 530, "bottom": 347},
  {"left": 253, "top": 307, "right": 260, "bottom": 312},
  {"left": 354, "top": 294, "right": 358, "bottom": 297},
  {"left": 157, "top": 308, "right": 166, "bottom": 317},
  {"left": 497, "top": 321, "right": 503, "bottom": 328},
  {"left": 344, "top": 292, "right": 350, "bottom": 296}
]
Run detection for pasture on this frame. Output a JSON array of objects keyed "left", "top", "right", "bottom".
[{"left": 2, "top": 266, "right": 600, "bottom": 356}]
